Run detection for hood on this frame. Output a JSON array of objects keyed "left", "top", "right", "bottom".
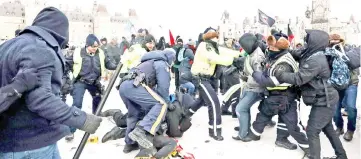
[
  {"left": 301, "top": 29, "right": 329, "bottom": 57},
  {"left": 239, "top": 33, "right": 258, "bottom": 54},
  {"left": 255, "top": 33, "right": 264, "bottom": 41},
  {"left": 141, "top": 48, "right": 176, "bottom": 65},
  {"left": 31, "top": 7, "right": 69, "bottom": 48}
]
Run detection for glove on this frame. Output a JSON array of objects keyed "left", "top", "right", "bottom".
[
  {"left": 240, "top": 72, "right": 248, "bottom": 82},
  {"left": 12, "top": 68, "right": 40, "bottom": 93},
  {"left": 232, "top": 57, "right": 245, "bottom": 71},
  {"left": 80, "top": 114, "right": 103, "bottom": 134},
  {"left": 168, "top": 102, "right": 176, "bottom": 111}
]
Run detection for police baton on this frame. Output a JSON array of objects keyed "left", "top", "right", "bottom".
[{"left": 73, "top": 63, "right": 123, "bottom": 159}]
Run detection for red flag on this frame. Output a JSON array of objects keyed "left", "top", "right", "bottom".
[
  {"left": 287, "top": 24, "right": 294, "bottom": 43},
  {"left": 169, "top": 30, "right": 175, "bottom": 46}
]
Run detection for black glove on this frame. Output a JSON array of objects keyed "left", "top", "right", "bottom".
[
  {"left": 95, "top": 82, "right": 105, "bottom": 95},
  {"left": 232, "top": 57, "right": 245, "bottom": 71},
  {"left": 12, "top": 68, "right": 41, "bottom": 93},
  {"left": 240, "top": 72, "right": 248, "bottom": 82},
  {"left": 80, "top": 114, "right": 103, "bottom": 134},
  {"left": 168, "top": 102, "right": 176, "bottom": 111}
]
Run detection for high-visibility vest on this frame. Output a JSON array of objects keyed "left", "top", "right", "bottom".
[
  {"left": 72, "top": 48, "right": 106, "bottom": 79},
  {"left": 266, "top": 53, "right": 299, "bottom": 91}
]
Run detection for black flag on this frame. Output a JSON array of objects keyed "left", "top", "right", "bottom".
[{"left": 258, "top": 9, "right": 275, "bottom": 27}]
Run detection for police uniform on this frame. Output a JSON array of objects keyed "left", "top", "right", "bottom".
[
  {"left": 67, "top": 34, "right": 117, "bottom": 136},
  {"left": 250, "top": 35, "right": 309, "bottom": 153},
  {"left": 118, "top": 49, "right": 175, "bottom": 151},
  {"left": 187, "top": 28, "right": 238, "bottom": 141}
]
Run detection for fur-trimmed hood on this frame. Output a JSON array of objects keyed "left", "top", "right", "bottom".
[{"left": 267, "top": 35, "right": 289, "bottom": 50}]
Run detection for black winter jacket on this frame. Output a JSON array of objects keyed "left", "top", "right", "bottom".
[{"left": 277, "top": 30, "right": 339, "bottom": 107}]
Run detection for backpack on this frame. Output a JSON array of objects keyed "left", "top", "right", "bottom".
[{"left": 323, "top": 45, "right": 351, "bottom": 90}]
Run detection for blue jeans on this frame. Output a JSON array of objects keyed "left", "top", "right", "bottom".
[
  {"left": 70, "top": 81, "right": 101, "bottom": 133},
  {"left": 0, "top": 144, "right": 61, "bottom": 159},
  {"left": 333, "top": 85, "right": 358, "bottom": 131},
  {"left": 236, "top": 91, "right": 262, "bottom": 138},
  {"left": 180, "top": 82, "right": 195, "bottom": 96}
]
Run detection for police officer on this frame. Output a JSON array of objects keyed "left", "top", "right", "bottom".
[
  {"left": 244, "top": 33, "right": 310, "bottom": 157},
  {"left": 256, "top": 30, "right": 347, "bottom": 159},
  {"left": 118, "top": 49, "right": 176, "bottom": 153},
  {"left": 185, "top": 27, "right": 239, "bottom": 141},
  {"left": 65, "top": 34, "right": 117, "bottom": 141},
  {"left": 118, "top": 34, "right": 155, "bottom": 78}
]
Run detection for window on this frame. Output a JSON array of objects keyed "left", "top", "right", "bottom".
[
  {"left": 90, "top": 19, "right": 92, "bottom": 23},
  {"left": 22, "top": 19, "right": 25, "bottom": 23}
]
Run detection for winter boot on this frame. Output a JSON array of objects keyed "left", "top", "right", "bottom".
[
  {"left": 100, "top": 109, "right": 122, "bottom": 117},
  {"left": 234, "top": 126, "right": 239, "bottom": 131},
  {"left": 101, "top": 126, "right": 126, "bottom": 143},
  {"left": 232, "top": 130, "right": 260, "bottom": 142},
  {"left": 267, "top": 120, "right": 276, "bottom": 127},
  {"left": 335, "top": 128, "right": 344, "bottom": 136},
  {"left": 65, "top": 133, "right": 74, "bottom": 142},
  {"left": 221, "top": 110, "right": 232, "bottom": 116},
  {"left": 128, "top": 127, "right": 154, "bottom": 149},
  {"left": 343, "top": 130, "right": 354, "bottom": 141},
  {"left": 134, "top": 147, "right": 157, "bottom": 159},
  {"left": 300, "top": 147, "right": 311, "bottom": 159},
  {"left": 275, "top": 138, "right": 297, "bottom": 150},
  {"left": 123, "top": 143, "right": 140, "bottom": 153},
  {"left": 209, "top": 128, "right": 224, "bottom": 141}
]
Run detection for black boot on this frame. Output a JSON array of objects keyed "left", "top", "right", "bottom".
[
  {"left": 232, "top": 130, "right": 260, "bottom": 142},
  {"left": 267, "top": 120, "right": 276, "bottom": 128},
  {"left": 128, "top": 127, "right": 154, "bottom": 149},
  {"left": 134, "top": 147, "right": 157, "bottom": 159},
  {"left": 300, "top": 147, "right": 311, "bottom": 158},
  {"left": 123, "top": 143, "right": 140, "bottom": 153},
  {"left": 209, "top": 128, "right": 224, "bottom": 141},
  {"left": 343, "top": 130, "right": 354, "bottom": 141},
  {"left": 335, "top": 128, "right": 344, "bottom": 136},
  {"left": 275, "top": 138, "right": 297, "bottom": 150},
  {"left": 234, "top": 126, "right": 239, "bottom": 131},
  {"left": 101, "top": 126, "right": 126, "bottom": 143},
  {"left": 100, "top": 109, "right": 122, "bottom": 117},
  {"left": 221, "top": 110, "right": 232, "bottom": 116}
]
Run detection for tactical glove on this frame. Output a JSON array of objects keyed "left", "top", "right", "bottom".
[
  {"left": 80, "top": 114, "right": 103, "bottom": 134},
  {"left": 12, "top": 68, "right": 41, "bottom": 93},
  {"left": 232, "top": 57, "right": 245, "bottom": 71}
]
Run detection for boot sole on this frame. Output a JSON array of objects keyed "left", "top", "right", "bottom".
[
  {"left": 128, "top": 131, "right": 153, "bottom": 149},
  {"left": 275, "top": 142, "right": 297, "bottom": 150}
]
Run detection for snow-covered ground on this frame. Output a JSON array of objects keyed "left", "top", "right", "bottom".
[{"left": 58, "top": 79, "right": 361, "bottom": 159}]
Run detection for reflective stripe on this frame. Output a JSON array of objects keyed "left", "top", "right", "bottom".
[
  {"left": 222, "top": 83, "right": 243, "bottom": 102},
  {"left": 209, "top": 125, "right": 222, "bottom": 129},
  {"left": 298, "top": 144, "right": 309, "bottom": 148},
  {"left": 267, "top": 53, "right": 298, "bottom": 90},
  {"left": 199, "top": 83, "right": 218, "bottom": 135},
  {"left": 141, "top": 83, "right": 168, "bottom": 135},
  {"left": 277, "top": 126, "right": 288, "bottom": 131},
  {"left": 277, "top": 123, "right": 286, "bottom": 126},
  {"left": 250, "top": 126, "right": 261, "bottom": 136}
]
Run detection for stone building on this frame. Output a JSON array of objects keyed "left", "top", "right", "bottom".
[{"left": 0, "top": 0, "right": 139, "bottom": 45}]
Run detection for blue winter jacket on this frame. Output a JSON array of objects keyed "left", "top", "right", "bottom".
[
  {"left": 140, "top": 50, "right": 175, "bottom": 103},
  {"left": 0, "top": 7, "right": 87, "bottom": 152}
]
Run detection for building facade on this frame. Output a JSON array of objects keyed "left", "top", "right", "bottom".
[{"left": 0, "top": 0, "right": 138, "bottom": 45}]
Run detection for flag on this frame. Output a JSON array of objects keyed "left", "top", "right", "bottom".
[
  {"left": 169, "top": 30, "right": 175, "bottom": 46},
  {"left": 287, "top": 24, "right": 294, "bottom": 43},
  {"left": 258, "top": 9, "right": 275, "bottom": 27}
]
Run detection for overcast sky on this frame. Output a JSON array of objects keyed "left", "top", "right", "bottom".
[
  {"left": 2, "top": 0, "right": 356, "bottom": 39},
  {"left": 51, "top": 0, "right": 359, "bottom": 39}
]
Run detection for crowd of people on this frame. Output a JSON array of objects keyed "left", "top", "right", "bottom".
[{"left": 0, "top": 6, "right": 360, "bottom": 159}]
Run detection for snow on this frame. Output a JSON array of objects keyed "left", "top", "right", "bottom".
[{"left": 58, "top": 79, "right": 361, "bottom": 159}]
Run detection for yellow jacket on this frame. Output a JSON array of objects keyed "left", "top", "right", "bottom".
[
  {"left": 191, "top": 42, "right": 239, "bottom": 76},
  {"left": 119, "top": 44, "right": 147, "bottom": 73}
]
